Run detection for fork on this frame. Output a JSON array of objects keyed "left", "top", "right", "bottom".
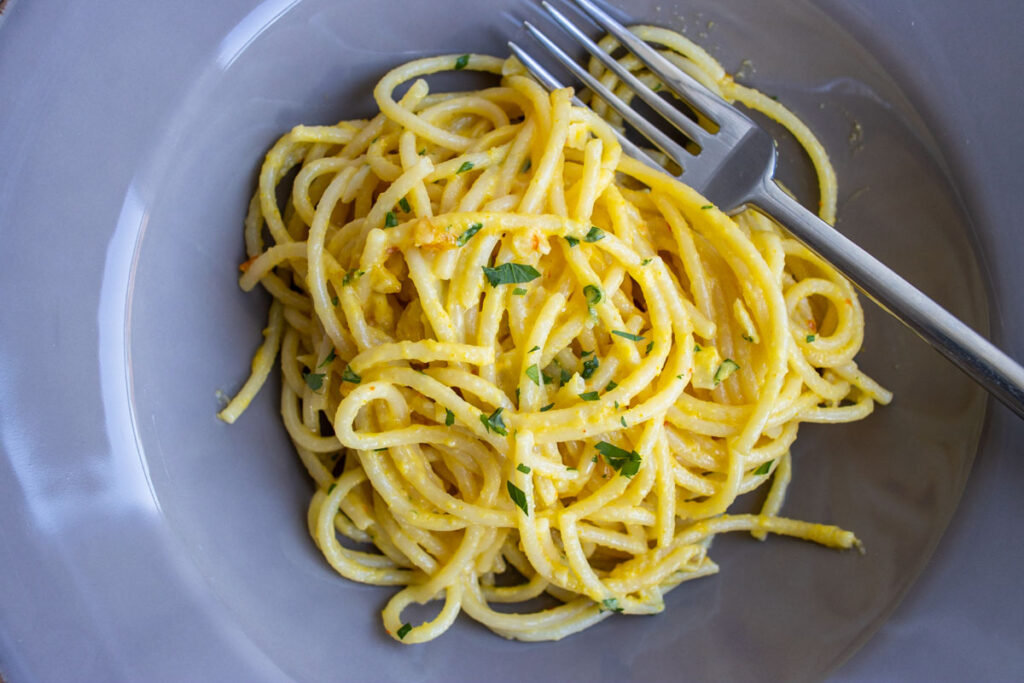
[{"left": 509, "top": 0, "right": 1024, "bottom": 420}]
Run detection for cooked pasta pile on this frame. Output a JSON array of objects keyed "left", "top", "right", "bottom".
[{"left": 219, "top": 28, "right": 890, "bottom": 643}]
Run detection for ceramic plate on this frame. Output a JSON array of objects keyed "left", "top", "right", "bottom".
[{"left": 1, "top": 0, "right": 1021, "bottom": 681}]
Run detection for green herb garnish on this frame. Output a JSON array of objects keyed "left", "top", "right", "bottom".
[
  {"left": 521, "top": 158, "right": 531, "bottom": 173},
  {"left": 578, "top": 391, "right": 600, "bottom": 401},
  {"left": 303, "top": 370, "right": 325, "bottom": 391},
  {"left": 456, "top": 222, "right": 483, "bottom": 246},
  {"left": 806, "top": 334, "right": 816, "bottom": 343},
  {"left": 564, "top": 236, "right": 579, "bottom": 248},
  {"left": 581, "top": 356, "right": 599, "bottom": 380},
  {"left": 398, "top": 197, "right": 411, "bottom": 213},
  {"left": 507, "top": 481, "right": 528, "bottom": 514},
  {"left": 584, "top": 226, "right": 605, "bottom": 242},
  {"left": 512, "top": 287, "right": 527, "bottom": 296},
  {"left": 753, "top": 460, "right": 773, "bottom": 475},
  {"left": 583, "top": 284, "right": 603, "bottom": 307},
  {"left": 612, "top": 330, "right": 644, "bottom": 342},
  {"left": 342, "top": 269, "right": 364, "bottom": 285},
  {"left": 331, "top": 295, "right": 339, "bottom": 306},
  {"left": 525, "top": 365, "right": 542, "bottom": 386},
  {"left": 456, "top": 161, "right": 474, "bottom": 174},
  {"left": 601, "top": 597, "right": 624, "bottom": 613},
  {"left": 595, "top": 441, "right": 642, "bottom": 478},
  {"left": 528, "top": 345, "right": 540, "bottom": 353},
  {"left": 445, "top": 408, "right": 455, "bottom": 426},
  {"left": 605, "top": 380, "right": 618, "bottom": 392},
  {"left": 516, "top": 463, "right": 531, "bottom": 474},
  {"left": 454, "top": 54, "right": 470, "bottom": 70},
  {"left": 318, "top": 349, "right": 337, "bottom": 368},
  {"left": 482, "top": 262, "right": 541, "bottom": 287},
  {"left": 384, "top": 211, "right": 398, "bottom": 227},
  {"left": 713, "top": 359, "right": 740, "bottom": 385},
  {"left": 341, "top": 366, "right": 361, "bottom": 384},
  {"left": 540, "top": 403, "right": 554, "bottom": 412},
  {"left": 480, "top": 407, "right": 508, "bottom": 436},
  {"left": 701, "top": 204, "right": 713, "bottom": 210},
  {"left": 397, "top": 623, "right": 412, "bottom": 639}
]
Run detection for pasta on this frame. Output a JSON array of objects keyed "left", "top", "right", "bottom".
[{"left": 219, "top": 29, "right": 891, "bottom": 643}]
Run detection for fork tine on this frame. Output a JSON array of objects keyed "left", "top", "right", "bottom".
[
  {"left": 540, "top": 1, "right": 712, "bottom": 148},
  {"left": 521, "top": 20, "right": 694, "bottom": 170},
  {"left": 570, "top": 0, "right": 751, "bottom": 142},
  {"left": 508, "top": 40, "right": 665, "bottom": 172}
]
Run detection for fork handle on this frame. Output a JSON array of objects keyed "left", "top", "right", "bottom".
[{"left": 751, "top": 179, "right": 1024, "bottom": 419}]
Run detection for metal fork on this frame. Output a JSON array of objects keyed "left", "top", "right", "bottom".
[{"left": 509, "top": 0, "right": 1024, "bottom": 419}]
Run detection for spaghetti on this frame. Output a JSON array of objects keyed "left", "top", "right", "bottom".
[{"left": 220, "top": 29, "right": 890, "bottom": 643}]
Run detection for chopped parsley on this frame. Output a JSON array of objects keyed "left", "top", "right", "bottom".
[
  {"left": 516, "top": 463, "right": 531, "bottom": 474},
  {"left": 480, "top": 407, "right": 508, "bottom": 436},
  {"left": 525, "top": 364, "right": 542, "bottom": 386},
  {"left": 612, "top": 330, "right": 644, "bottom": 342},
  {"left": 742, "top": 334, "right": 754, "bottom": 342},
  {"left": 583, "top": 284, "right": 603, "bottom": 307},
  {"left": 559, "top": 368, "right": 571, "bottom": 384},
  {"left": 564, "top": 236, "right": 579, "bottom": 248},
  {"left": 653, "top": 82, "right": 663, "bottom": 92},
  {"left": 601, "top": 597, "right": 624, "bottom": 613},
  {"left": 641, "top": 258, "right": 653, "bottom": 266},
  {"left": 482, "top": 262, "right": 541, "bottom": 287},
  {"left": 456, "top": 222, "right": 483, "bottom": 246},
  {"left": 581, "top": 349, "right": 594, "bottom": 357},
  {"left": 701, "top": 204, "right": 713, "bottom": 210},
  {"left": 303, "top": 370, "right": 325, "bottom": 391},
  {"left": 506, "top": 481, "right": 528, "bottom": 514},
  {"left": 528, "top": 345, "right": 540, "bottom": 353},
  {"left": 521, "top": 158, "right": 532, "bottom": 173},
  {"left": 694, "top": 344, "right": 702, "bottom": 352},
  {"left": 540, "top": 403, "right": 554, "bottom": 412},
  {"left": 341, "top": 366, "right": 361, "bottom": 384},
  {"left": 620, "top": 416, "right": 628, "bottom": 427},
  {"left": 806, "top": 334, "right": 816, "bottom": 343},
  {"left": 645, "top": 340, "right": 654, "bottom": 355},
  {"left": 397, "top": 623, "right": 412, "bottom": 639},
  {"left": 753, "top": 460, "right": 773, "bottom": 476},
  {"left": 327, "top": 483, "right": 337, "bottom": 494},
  {"left": 578, "top": 391, "right": 600, "bottom": 401},
  {"left": 398, "top": 197, "right": 411, "bottom": 213},
  {"left": 512, "top": 287, "right": 527, "bottom": 296},
  {"left": 445, "top": 408, "right": 455, "bottom": 426},
  {"left": 318, "top": 349, "right": 336, "bottom": 368},
  {"left": 331, "top": 295, "right": 339, "bottom": 306},
  {"left": 595, "top": 441, "right": 642, "bottom": 477},
  {"left": 584, "top": 226, "right": 605, "bottom": 242},
  {"left": 384, "top": 211, "right": 398, "bottom": 227},
  {"left": 581, "top": 355, "right": 599, "bottom": 379},
  {"left": 605, "top": 380, "right": 618, "bottom": 392},
  {"left": 342, "top": 268, "right": 364, "bottom": 285},
  {"left": 454, "top": 54, "right": 470, "bottom": 70},
  {"left": 456, "top": 161, "right": 474, "bottom": 174},
  {"left": 713, "top": 359, "right": 740, "bottom": 385}
]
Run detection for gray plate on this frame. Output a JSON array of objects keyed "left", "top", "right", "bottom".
[{"left": 1, "top": 0, "right": 1021, "bottom": 681}]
